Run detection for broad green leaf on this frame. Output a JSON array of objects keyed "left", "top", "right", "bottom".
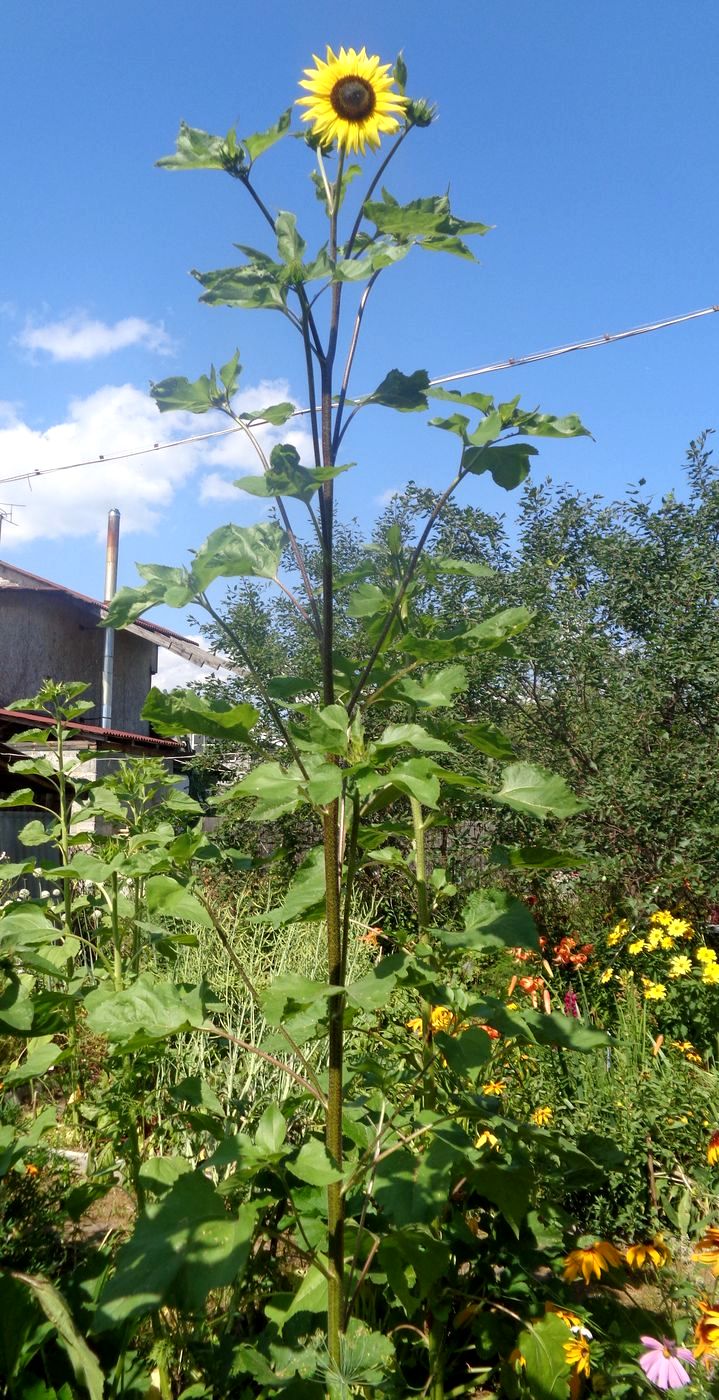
[
  {"left": 436, "top": 889, "right": 539, "bottom": 952},
  {"left": 515, "top": 1314, "right": 571, "bottom": 1400},
  {"left": 4, "top": 1040, "right": 62, "bottom": 1086},
  {"left": 94, "top": 1174, "right": 257, "bottom": 1328},
  {"left": 366, "top": 368, "right": 429, "bottom": 412},
  {"left": 470, "top": 1163, "right": 532, "bottom": 1235},
  {"left": 85, "top": 973, "right": 209, "bottom": 1048},
  {"left": 428, "top": 385, "right": 494, "bottom": 413},
  {"left": 462, "top": 442, "right": 538, "bottom": 490},
  {"left": 348, "top": 582, "right": 392, "bottom": 619},
  {"left": 275, "top": 210, "right": 306, "bottom": 267},
  {"left": 260, "top": 847, "right": 326, "bottom": 927},
  {"left": 374, "top": 723, "right": 453, "bottom": 755},
  {"left": 515, "top": 409, "right": 591, "bottom": 439},
  {"left": 266, "top": 1264, "right": 327, "bottom": 1333},
  {"left": 492, "top": 763, "right": 584, "bottom": 820},
  {"left": 430, "top": 557, "right": 495, "bottom": 578},
  {"left": 0, "top": 788, "right": 35, "bottom": 808},
  {"left": 0, "top": 1106, "right": 55, "bottom": 1177},
  {"left": 157, "top": 122, "right": 233, "bottom": 172},
  {"left": 522, "top": 1011, "right": 607, "bottom": 1052},
  {"left": 222, "top": 760, "right": 303, "bottom": 821},
  {"left": 243, "top": 108, "right": 291, "bottom": 160},
  {"left": 293, "top": 704, "right": 349, "bottom": 757},
  {"left": 142, "top": 688, "right": 259, "bottom": 742},
  {"left": 491, "top": 844, "right": 589, "bottom": 870},
  {"left": 191, "top": 521, "right": 286, "bottom": 589},
  {"left": 145, "top": 876, "right": 213, "bottom": 928},
  {"left": 103, "top": 570, "right": 195, "bottom": 627},
  {"left": 235, "top": 448, "right": 350, "bottom": 504},
  {"left": 192, "top": 263, "right": 287, "bottom": 312},
  {"left": 365, "top": 192, "right": 490, "bottom": 243},
  {"left": 459, "top": 719, "right": 515, "bottom": 760},
  {"left": 13, "top": 1274, "right": 104, "bottom": 1400},
  {"left": 255, "top": 1104, "right": 287, "bottom": 1155},
  {"left": 394, "top": 664, "right": 468, "bottom": 708},
  {"left": 260, "top": 973, "right": 338, "bottom": 1028},
  {"left": 345, "top": 953, "right": 404, "bottom": 1012},
  {"left": 434, "top": 1025, "right": 491, "bottom": 1082},
  {"left": 18, "top": 820, "right": 54, "bottom": 846},
  {"left": 138, "top": 1156, "right": 192, "bottom": 1195},
  {"left": 151, "top": 371, "right": 219, "bottom": 415},
  {"left": 359, "top": 757, "right": 441, "bottom": 810},
  {"left": 0, "top": 909, "right": 58, "bottom": 957},
  {"left": 288, "top": 1138, "right": 342, "bottom": 1187},
  {"left": 219, "top": 348, "right": 242, "bottom": 398}
]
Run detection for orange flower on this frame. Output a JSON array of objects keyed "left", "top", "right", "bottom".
[
  {"left": 694, "top": 1300, "right": 719, "bottom": 1360},
  {"left": 478, "top": 1023, "right": 501, "bottom": 1040},
  {"left": 707, "top": 1131, "right": 719, "bottom": 1166},
  {"left": 25, "top": 1163, "right": 40, "bottom": 1178},
  {"left": 517, "top": 976, "right": 545, "bottom": 996},
  {"left": 563, "top": 1241, "right": 623, "bottom": 1284}
]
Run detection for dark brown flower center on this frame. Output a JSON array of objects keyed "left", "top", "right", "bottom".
[{"left": 330, "top": 75, "right": 376, "bottom": 122}]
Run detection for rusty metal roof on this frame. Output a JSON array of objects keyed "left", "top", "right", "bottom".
[{"left": 0, "top": 707, "right": 183, "bottom": 754}]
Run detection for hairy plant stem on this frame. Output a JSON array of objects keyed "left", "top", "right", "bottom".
[
  {"left": 320, "top": 151, "right": 346, "bottom": 1372},
  {"left": 55, "top": 719, "right": 81, "bottom": 1108}
]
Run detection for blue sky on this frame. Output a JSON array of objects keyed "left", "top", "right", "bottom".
[{"left": 1, "top": 0, "right": 717, "bottom": 641}]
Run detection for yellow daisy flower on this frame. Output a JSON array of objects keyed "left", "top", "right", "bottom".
[
  {"left": 647, "top": 928, "right": 664, "bottom": 949},
  {"left": 625, "top": 1236, "right": 669, "bottom": 1270},
  {"left": 599, "top": 968, "right": 614, "bottom": 983},
  {"left": 475, "top": 1130, "right": 500, "bottom": 1152},
  {"left": 531, "top": 1106, "right": 553, "bottom": 1127},
  {"left": 696, "top": 946, "right": 717, "bottom": 964},
  {"left": 702, "top": 963, "right": 719, "bottom": 986},
  {"left": 650, "top": 910, "right": 674, "bottom": 927},
  {"left": 643, "top": 980, "right": 667, "bottom": 1001},
  {"left": 668, "top": 954, "right": 692, "bottom": 978},
  {"left": 564, "top": 1335, "right": 591, "bottom": 1377},
  {"left": 563, "top": 1241, "right": 623, "bottom": 1284},
  {"left": 666, "top": 916, "right": 693, "bottom": 940},
  {"left": 628, "top": 938, "right": 646, "bottom": 955},
  {"left": 607, "top": 919, "right": 629, "bottom": 946},
  {"left": 481, "top": 1081, "right": 506, "bottom": 1096},
  {"left": 297, "top": 46, "right": 407, "bottom": 153}
]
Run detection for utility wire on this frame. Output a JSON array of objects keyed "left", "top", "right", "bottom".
[{"left": 0, "top": 301, "right": 717, "bottom": 491}]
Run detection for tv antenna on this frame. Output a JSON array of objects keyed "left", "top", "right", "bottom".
[{"left": 0, "top": 503, "right": 24, "bottom": 547}]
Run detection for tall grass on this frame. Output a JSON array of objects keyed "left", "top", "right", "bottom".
[{"left": 152, "top": 883, "right": 377, "bottom": 1128}]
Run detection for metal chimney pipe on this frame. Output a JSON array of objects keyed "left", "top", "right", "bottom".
[{"left": 100, "top": 509, "right": 120, "bottom": 728}]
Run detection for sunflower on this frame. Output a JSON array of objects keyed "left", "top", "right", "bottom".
[
  {"left": 563, "top": 1241, "right": 623, "bottom": 1284},
  {"left": 297, "top": 46, "right": 407, "bottom": 154}
]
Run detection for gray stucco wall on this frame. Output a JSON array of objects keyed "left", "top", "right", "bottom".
[{"left": 0, "top": 590, "right": 157, "bottom": 733}]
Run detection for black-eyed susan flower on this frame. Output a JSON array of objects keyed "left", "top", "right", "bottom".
[
  {"left": 481, "top": 1080, "right": 506, "bottom": 1096},
  {"left": 692, "top": 1228, "right": 719, "bottom": 1274},
  {"left": 563, "top": 1241, "right": 623, "bottom": 1284},
  {"left": 707, "top": 1132, "right": 719, "bottom": 1166},
  {"left": 531, "top": 1106, "right": 554, "bottom": 1127},
  {"left": 625, "top": 1236, "right": 669, "bottom": 1270},
  {"left": 694, "top": 1300, "right": 719, "bottom": 1360},
  {"left": 297, "top": 46, "right": 407, "bottom": 153},
  {"left": 564, "top": 1335, "right": 591, "bottom": 1378}
]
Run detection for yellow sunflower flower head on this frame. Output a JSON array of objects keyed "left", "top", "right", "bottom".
[
  {"left": 564, "top": 1335, "right": 591, "bottom": 1377},
  {"left": 695, "top": 1299, "right": 719, "bottom": 1360},
  {"left": 625, "top": 1235, "right": 669, "bottom": 1270},
  {"left": 297, "top": 46, "right": 408, "bottom": 153}
]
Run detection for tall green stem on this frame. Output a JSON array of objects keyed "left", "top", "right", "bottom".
[
  {"left": 410, "top": 798, "right": 445, "bottom": 1400},
  {"left": 55, "top": 720, "right": 80, "bottom": 1104}
]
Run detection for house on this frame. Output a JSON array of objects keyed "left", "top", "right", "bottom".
[{"left": 0, "top": 556, "right": 229, "bottom": 865}]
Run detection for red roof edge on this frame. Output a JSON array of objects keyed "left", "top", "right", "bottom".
[{"left": 0, "top": 707, "right": 183, "bottom": 753}]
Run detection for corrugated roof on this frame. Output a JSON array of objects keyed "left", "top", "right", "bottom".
[
  {"left": 0, "top": 707, "right": 183, "bottom": 754},
  {"left": 0, "top": 558, "right": 233, "bottom": 673}
]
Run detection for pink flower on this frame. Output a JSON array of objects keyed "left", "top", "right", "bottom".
[
  {"left": 563, "top": 989, "right": 579, "bottom": 1018},
  {"left": 639, "top": 1336, "right": 693, "bottom": 1390}
]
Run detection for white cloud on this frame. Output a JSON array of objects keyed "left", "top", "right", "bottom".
[
  {"left": 0, "top": 379, "right": 313, "bottom": 546},
  {"left": 17, "top": 314, "right": 174, "bottom": 362},
  {"left": 375, "top": 486, "right": 401, "bottom": 505},
  {"left": 155, "top": 637, "right": 233, "bottom": 691}
]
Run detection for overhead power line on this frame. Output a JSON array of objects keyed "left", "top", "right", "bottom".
[{"left": 0, "top": 301, "right": 717, "bottom": 491}]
